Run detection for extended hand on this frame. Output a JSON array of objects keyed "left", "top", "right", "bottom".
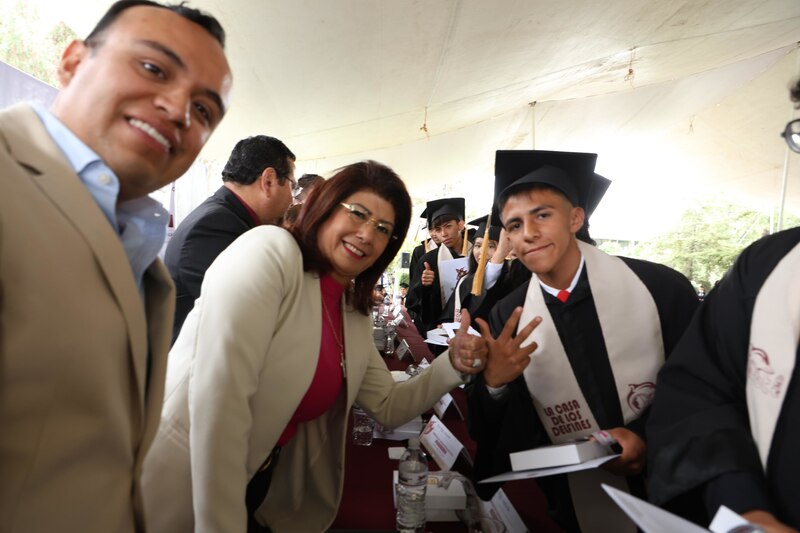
[
  {"left": 599, "top": 427, "right": 646, "bottom": 476},
  {"left": 421, "top": 262, "right": 435, "bottom": 286},
  {"left": 448, "top": 309, "right": 488, "bottom": 375},
  {"left": 474, "top": 307, "right": 541, "bottom": 388}
]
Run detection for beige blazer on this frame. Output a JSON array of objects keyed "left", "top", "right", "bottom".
[
  {"left": 141, "top": 226, "right": 464, "bottom": 533},
  {"left": 0, "top": 104, "right": 174, "bottom": 533}
]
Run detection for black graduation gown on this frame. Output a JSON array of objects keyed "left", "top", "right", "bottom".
[
  {"left": 646, "top": 228, "right": 800, "bottom": 527},
  {"left": 405, "top": 246, "right": 462, "bottom": 338},
  {"left": 408, "top": 241, "right": 428, "bottom": 288},
  {"left": 466, "top": 256, "right": 698, "bottom": 531}
]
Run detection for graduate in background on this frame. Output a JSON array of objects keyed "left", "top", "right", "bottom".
[
  {"left": 440, "top": 215, "right": 513, "bottom": 326},
  {"left": 406, "top": 197, "right": 472, "bottom": 338},
  {"left": 467, "top": 150, "right": 698, "bottom": 533},
  {"left": 408, "top": 208, "right": 440, "bottom": 287},
  {"left": 646, "top": 80, "right": 800, "bottom": 532}
]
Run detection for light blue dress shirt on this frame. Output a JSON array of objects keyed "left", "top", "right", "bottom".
[{"left": 31, "top": 103, "right": 169, "bottom": 292}]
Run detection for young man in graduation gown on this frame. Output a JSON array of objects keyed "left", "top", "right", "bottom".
[
  {"left": 441, "top": 216, "right": 513, "bottom": 326},
  {"left": 467, "top": 150, "right": 698, "bottom": 533},
  {"left": 406, "top": 197, "right": 471, "bottom": 338},
  {"left": 646, "top": 82, "right": 800, "bottom": 532},
  {"left": 408, "top": 208, "right": 441, "bottom": 286}
]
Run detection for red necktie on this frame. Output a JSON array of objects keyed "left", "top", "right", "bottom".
[{"left": 556, "top": 289, "right": 570, "bottom": 303}]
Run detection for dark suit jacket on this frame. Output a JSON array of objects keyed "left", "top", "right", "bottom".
[{"left": 165, "top": 186, "right": 257, "bottom": 342}]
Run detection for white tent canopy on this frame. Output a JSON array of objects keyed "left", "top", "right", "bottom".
[{"left": 7, "top": 0, "right": 800, "bottom": 239}]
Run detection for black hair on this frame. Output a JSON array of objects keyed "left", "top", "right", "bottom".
[
  {"left": 298, "top": 174, "right": 324, "bottom": 188},
  {"left": 431, "top": 214, "right": 462, "bottom": 228},
  {"left": 576, "top": 223, "right": 596, "bottom": 246},
  {"left": 792, "top": 78, "right": 800, "bottom": 105},
  {"left": 85, "top": 0, "right": 225, "bottom": 48},
  {"left": 468, "top": 234, "right": 501, "bottom": 272},
  {"left": 221, "top": 135, "right": 296, "bottom": 186}
]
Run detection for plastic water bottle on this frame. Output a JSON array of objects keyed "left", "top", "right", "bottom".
[{"left": 396, "top": 437, "right": 428, "bottom": 532}]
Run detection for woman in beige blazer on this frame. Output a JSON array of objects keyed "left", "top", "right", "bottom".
[{"left": 141, "top": 161, "right": 485, "bottom": 532}]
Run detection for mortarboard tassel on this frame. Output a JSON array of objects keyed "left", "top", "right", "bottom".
[
  {"left": 471, "top": 215, "right": 492, "bottom": 296},
  {"left": 461, "top": 227, "right": 469, "bottom": 257},
  {"left": 413, "top": 218, "right": 424, "bottom": 243}
]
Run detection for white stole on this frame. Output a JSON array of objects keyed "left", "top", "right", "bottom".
[
  {"left": 517, "top": 241, "right": 664, "bottom": 533},
  {"left": 747, "top": 241, "right": 800, "bottom": 468},
  {"left": 437, "top": 244, "right": 455, "bottom": 307},
  {"left": 436, "top": 243, "right": 472, "bottom": 307},
  {"left": 454, "top": 276, "right": 466, "bottom": 323}
]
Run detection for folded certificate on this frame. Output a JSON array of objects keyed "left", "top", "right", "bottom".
[{"left": 601, "top": 484, "right": 749, "bottom": 533}]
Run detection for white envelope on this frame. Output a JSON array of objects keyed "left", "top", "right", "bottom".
[{"left": 601, "top": 484, "right": 749, "bottom": 533}]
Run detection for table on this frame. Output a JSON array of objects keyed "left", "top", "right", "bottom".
[{"left": 330, "top": 308, "right": 562, "bottom": 532}]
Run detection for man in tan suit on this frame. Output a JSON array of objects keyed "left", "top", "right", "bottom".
[{"left": 0, "top": 1, "right": 232, "bottom": 532}]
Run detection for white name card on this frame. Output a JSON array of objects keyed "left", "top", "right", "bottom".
[
  {"left": 395, "top": 339, "right": 411, "bottom": 360},
  {"left": 433, "top": 393, "right": 454, "bottom": 419},
  {"left": 420, "top": 414, "right": 463, "bottom": 470},
  {"left": 477, "top": 489, "right": 527, "bottom": 533}
]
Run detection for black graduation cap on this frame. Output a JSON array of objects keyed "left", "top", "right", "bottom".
[
  {"left": 585, "top": 172, "right": 611, "bottom": 219},
  {"left": 467, "top": 215, "right": 501, "bottom": 242},
  {"left": 426, "top": 197, "right": 465, "bottom": 226},
  {"left": 419, "top": 205, "right": 430, "bottom": 228},
  {"left": 492, "top": 150, "right": 598, "bottom": 225}
]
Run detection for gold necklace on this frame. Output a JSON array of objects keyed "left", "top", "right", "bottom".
[{"left": 321, "top": 297, "right": 347, "bottom": 379}]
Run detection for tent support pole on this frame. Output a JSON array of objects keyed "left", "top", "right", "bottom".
[{"left": 777, "top": 43, "right": 800, "bottom": 233}]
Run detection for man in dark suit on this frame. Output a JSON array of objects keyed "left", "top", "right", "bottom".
[{"left": 166, "top": 135, "right": 296, "bottom": 342}]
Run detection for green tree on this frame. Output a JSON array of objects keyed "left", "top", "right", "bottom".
[
  {"left": 0, "top": 1, "right": 77, "bottom": 87},
  {"left": 600, "top": 202, "right": 799, "bottom": 289}
]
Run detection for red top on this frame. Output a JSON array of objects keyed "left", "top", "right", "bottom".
[{"left": 276, "top": 275, "right": 347, "bottom": 446}]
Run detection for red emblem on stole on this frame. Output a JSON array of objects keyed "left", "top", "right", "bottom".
[
  {"left": 626, "top": 382, "right": 656, "bottom": 415},
  {"left": 747, "top": 344, "right": 784, "bottom": 397}
]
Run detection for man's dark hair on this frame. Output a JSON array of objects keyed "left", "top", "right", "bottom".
[
  {"left": 85, "top": 0, "right": 226, "bottom": 48},
  {"left": 221, "top": 135, "right": 296, "bottom": 186},
  {"left": 431, "top": 214, "right": 462, "bottom": 228},
  {"left": 791, "top": 78, "right": 800, "bottom": 104},
  {"left": 298, "top": 174, "right": 324, "bottom": 189}
]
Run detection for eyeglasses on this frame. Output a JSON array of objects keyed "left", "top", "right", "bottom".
[
  {"left": 339, "top": 202, "right": 397, "bottom": 240},
  {"left": 781, "top": 118, "right": 800, "bottom": 153}
]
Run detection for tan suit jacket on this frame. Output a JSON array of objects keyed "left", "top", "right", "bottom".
[
  {"left": 0, "top": 104, "right": 175, "bottom": 533},
  {"left": 141, "top": 226, "right": 464, "bottom": 533}
]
